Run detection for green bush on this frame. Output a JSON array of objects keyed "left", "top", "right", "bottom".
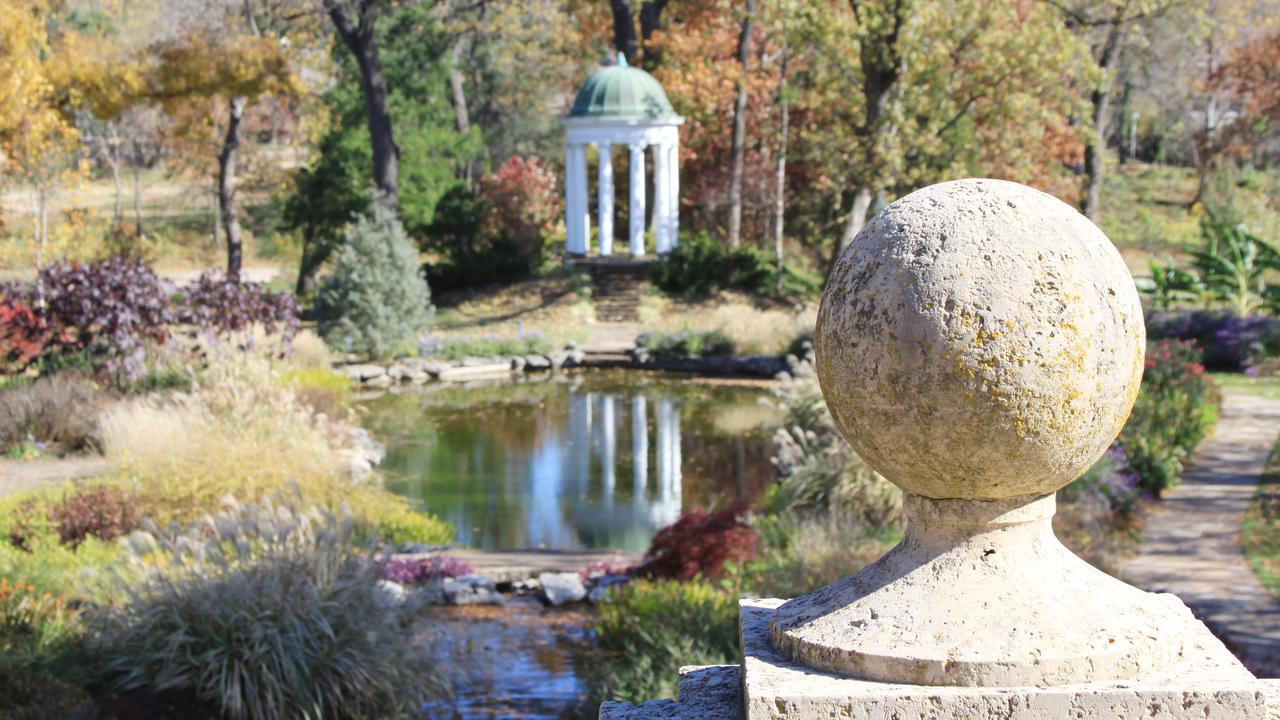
[
  {"left": 316, "top": 206, "right": 434, "bottom": 360},
  {"left": 368, "top": 505, "right": 455, "bottom": 547},
  {"left": 89, "top": 497, "right": 439, "bottom": 720},
  {"left": 649, "top": 233, "right": 777, "bottom": 297},
  {"left": 636, "top": 329, "right": 735, "bottom": 358},
  {"left": 423, "top": 334, "right": 552, "bottom": 361},
  {"left": 0, "top": 578, "right": 81, "bottom": 669},
  {"left": 1119, "top": 340, "right": 1218, "bottom": 495},
  {"left": 593, "top": 579, "right": 739, "bottom": 704}
]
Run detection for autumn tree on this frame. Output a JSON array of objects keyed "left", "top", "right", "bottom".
[
  {"left": 1048, "top": 0, "right": 1197, "bottom": 220},
  {"left": 0, "top": 0, "right": 84, "bottom": 290},
  {"left": 1203, "top": 29, "right": 1280, "bottom": 169},
  {"left": 774, "top": 0, "right": 1091, "bottom": 272},
  {"left": 609, "top": 0, "right": 671, "bottom": 68}
]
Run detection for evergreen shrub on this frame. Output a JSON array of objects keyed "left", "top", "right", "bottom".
[
  {"left": 316, "top": 206, "right": 433, "bottom": 359},
  {"left": 649, "top": 233, "right": 775, "bottom": 297}
]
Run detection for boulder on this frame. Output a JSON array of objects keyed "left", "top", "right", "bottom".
[
  {"left": 344, "top": 364, "right": 387, "bottom": 382},
  {"left": 398, "top": 543, "right": 450, "bottom": 554},
  {"left": 588, "top": 574, "right": 631, "bottom": 604},
  {"left": 438, "top": 363, "right": 513, "bottom": 382},
  {"left": 524, "top": 354, "right": 552, "bottom": 370},
  {"left": 374, "top": 579, "right": 408, "bottom": 608},
  {"left": 443, "top": 574, "right": 504, "bottom": 605},
  {"left": 538, "top": 572, "right": 587, "bottom": 606},
  {"left": 510, "top": 356, "right": 527, "bottom": 372},
  {"left": 364, "top": 374, "right": 394, "bottom": 389}
]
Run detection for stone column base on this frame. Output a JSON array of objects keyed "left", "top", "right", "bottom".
[
  {"left": 598, "top": 598, "right": 1280, "bottom": 720},
  {"left": 742, "top": 598, "right": 1275, "bottom": 720}
]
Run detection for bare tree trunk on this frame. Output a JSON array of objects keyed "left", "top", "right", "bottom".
[
  {"left": 727, "top": 0, "right": 757, "bottom": 249},
  {"left": 326, "top": 0, "right": 399, "bottom": 211},
  {"left": 612, "top": 0, "right": 668, "bottom": 67},
  {"left": 832, "top": 187, "right": 874, "bottom": 270},
  {"left": 31, "top": 185, "right": 47, "bottom": 306},
  {"left": 107, "top": 124, "right": 123, "bottom": 232},
  {"left": 638, "top": 0, "right": 670, "bottom": 70},
  {"left": 610, "top": 0, "right": 637, "bottom": 61},
  {"left": 218, "top": 96, "right": 248, "bottom": 281},
  {"left": 448, "top": 33, "right": 474, "bottom": 183},
  {"left": 825, "top": 0, "right": 905, "bottom": 279},
  {"left": 1082, "top": 21, "right": 1127, "bottom": 221},
  {"left": 131, "top": 147, "right": 146, "bottom": 241},
  {"left": 773, "top": 44, "right": 789, "bottom": 296}
]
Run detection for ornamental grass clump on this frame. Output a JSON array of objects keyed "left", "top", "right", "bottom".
[
  {"left": 89, "top": 495, "right": 439, "bottom": 720},
  {"left": 95, "top": 354, "right": 453, "bottom": 546},
  {"left": 0, "top": 374, "right": 106, "bottom": 454},
  {"left": 768, "top": 373, "right": 901, "bottom": 529}
]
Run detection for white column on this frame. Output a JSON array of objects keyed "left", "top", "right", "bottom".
[
  {"left": 632, "top": 395, "right": 648, "bottom": 500},
  {"left": 564, "top": 143, "right": 577, "bottom": 254},
  {"left": 654, "top": 398, "right": 682, "bottom": 527},
  {"left": 597, "top": 144, "right": 614, "bottom": 257},
  {"left": 653, "top": 143, "right": 669, "bottom": 255},
  {"left": 568, "top": 391, "right": 592, "bottom": 495},
  {"left": 666, "top": 142, "right": 680, "bottom": 252},
  {"left": 602, "top": 395, "right": 616, "bottom": 505},
  {"left": 566, "top": 143, "right": 590, "bottom": 255},
  {"left": 629, "top": 143, "right": 647, "bottom": 255}
]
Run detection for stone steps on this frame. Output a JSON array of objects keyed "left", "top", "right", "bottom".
[{"left": 588, "top": 263, "right": 649, "bottom": 323}]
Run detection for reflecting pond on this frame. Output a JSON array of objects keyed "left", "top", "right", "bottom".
[{"left": 358, "top": 370, "right": 784, "bottom": 552}]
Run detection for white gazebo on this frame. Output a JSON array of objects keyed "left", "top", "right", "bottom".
[{"left": 563, "top": 54, "right": 684, "bottom": 257}]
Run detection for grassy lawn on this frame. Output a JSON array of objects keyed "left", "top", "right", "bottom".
[
  {"left": 1243, "top": 437, "right": 1280, "bottom": 598},
  {"left": 1211, "top": 373, "right": 1280, "bottom": 401}
]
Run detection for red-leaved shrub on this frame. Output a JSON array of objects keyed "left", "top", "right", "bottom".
[
  {"left": 50, "top": 487, "right": 140, "bottom": 549},
  {"left": 638, "top": 502, "right": 758, "bottom": 581},
  {"left": 0, "top": 300, "right": 48, "bottom": 372},
  {"left": 477, "top": 155, "right": 562, "bottom": 266}
]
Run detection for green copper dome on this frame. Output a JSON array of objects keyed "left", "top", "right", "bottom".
[{"left": 569, "top": 53, "right": 675, "bottom": 119}]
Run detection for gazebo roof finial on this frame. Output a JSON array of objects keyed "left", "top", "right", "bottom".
[{"left": 616, "top": 51, "right": 627, "bottom": 67}]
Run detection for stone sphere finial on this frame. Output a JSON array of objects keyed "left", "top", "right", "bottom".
[{"left": 816, "top": 178, "right": 1144, "bottom": 500}]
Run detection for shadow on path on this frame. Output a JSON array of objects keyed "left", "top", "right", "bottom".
[{"left": 1123, "top": 390, "right": 1280, "bottom": 678}]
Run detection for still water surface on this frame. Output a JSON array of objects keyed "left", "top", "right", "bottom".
[{"left": 358, "top": 370, "right": 784, "bottom": 552}]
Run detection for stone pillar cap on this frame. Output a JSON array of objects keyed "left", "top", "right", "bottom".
[
  {"left": 815, "top": 178, "right": 1144, "bottom": 500},
  {"left": 770, "top": 179, "right": 1196, "bottom": 688}
]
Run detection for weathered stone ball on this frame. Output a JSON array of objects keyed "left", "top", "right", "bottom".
[{"left": 816, "top": 179, "right": 1144, "bottom": 500}]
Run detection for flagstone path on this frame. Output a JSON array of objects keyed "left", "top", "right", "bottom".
[{"left": 1124, "top": 390, "right": 1280, "bottom": 678}]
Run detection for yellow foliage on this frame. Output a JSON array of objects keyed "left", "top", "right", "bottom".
[
  {"left": 148, "top": 33, "right": 302, "bottom": 113},
  {"left": 0, "top": 0, "right": 79, "bottom": 180},
  {"left": 46, "top": 29, "right": 148, "bottom": 121}
]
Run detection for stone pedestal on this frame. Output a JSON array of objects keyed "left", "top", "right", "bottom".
[
  {"left": 743, "top": 600, "right": 1274, "bottom": 720},
  {"left": 597, "top": 179, "right": 1280, "bottom": 719}
]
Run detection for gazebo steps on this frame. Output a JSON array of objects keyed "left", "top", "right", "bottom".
[{"left": 583, "top": 261, "right": 649, "bottom": 322}]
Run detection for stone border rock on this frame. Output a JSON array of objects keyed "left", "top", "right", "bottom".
[
  {"left": 341, "top": 343, "right": 815, "bottom": 388},
  {"left": 374, "top": 562, "right": 633, "bottom": 610}
]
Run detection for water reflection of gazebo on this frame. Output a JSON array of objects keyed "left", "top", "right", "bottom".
[{"left": 566, "top": 392, "right": 683, "bottom": 531}]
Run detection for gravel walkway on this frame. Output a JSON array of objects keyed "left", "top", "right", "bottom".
[
  {"left": 0, "top": 457, "right": 111, "bottom": 498},
  {"left": 1123, "top": 390, "right": 1280, "bottom": 678}
]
